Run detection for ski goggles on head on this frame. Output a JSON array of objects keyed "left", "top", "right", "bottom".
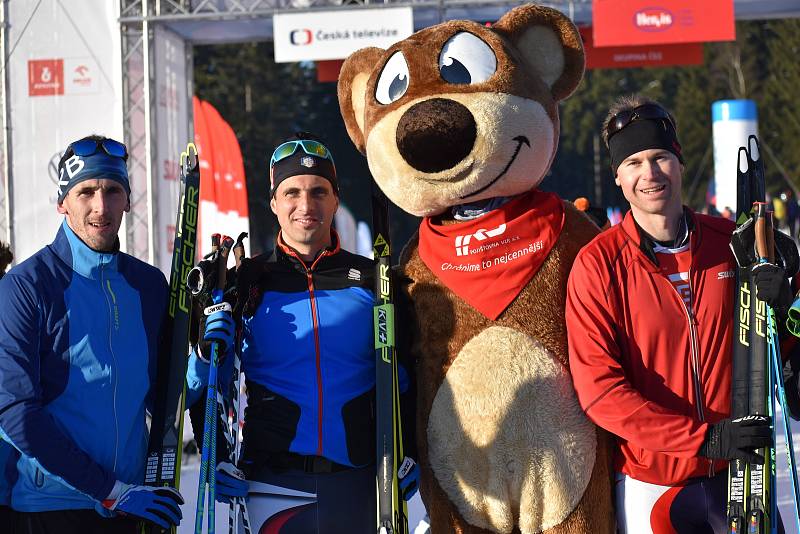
[
  {"left": 67, "top": 137, "right": 128, "bottom": 160},
  {"left": 607, "top": 103, "right": 676, "bottom": 140},
  {"left": 269, "top": 139, "right": 334, "bottom": 168}
]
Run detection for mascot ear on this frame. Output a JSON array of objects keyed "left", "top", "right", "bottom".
[
  {"left": 492, "top": 4, "right": 585, "bottom": 102},
  {"left": 337, "top": 47, "right": 385, "bottom": 154}
]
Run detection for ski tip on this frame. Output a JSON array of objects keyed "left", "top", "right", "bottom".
[
  {"left": 738, "top": 147, "right": 749, "bottom": 174},
  {"left": 748, "top": 135, "right": 761, "bottom": 162}
]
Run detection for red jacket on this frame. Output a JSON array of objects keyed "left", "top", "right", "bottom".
[{"left": 566, "top": 208, "right": 735, "bottom": 486}]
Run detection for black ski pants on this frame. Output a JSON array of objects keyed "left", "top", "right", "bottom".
[{"left": 12, "top": 509, "right": 138, "bottom": 534}]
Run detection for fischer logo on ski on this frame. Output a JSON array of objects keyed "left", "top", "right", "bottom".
[{"left": 142, "top": 143, "right": 200, "bottom": 534}]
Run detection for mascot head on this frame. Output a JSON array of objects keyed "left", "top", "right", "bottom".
[{"left": 337, "top": 4, "right": 585, "bottom": 217}]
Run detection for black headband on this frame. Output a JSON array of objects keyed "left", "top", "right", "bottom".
[
  {"left": 270, "top": 151, "right": 337, "bottom": 197},
  {"left": 608, "top": 119, "right": 684, "bottom": 175}
]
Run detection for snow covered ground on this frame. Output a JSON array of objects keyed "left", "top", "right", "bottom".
[{"left": 178, "top": 412, "right": 800, "bottom": 533}]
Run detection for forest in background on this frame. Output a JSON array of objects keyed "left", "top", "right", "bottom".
[{"left": 194, "top": 18, "right": 800, "bottom": 255}]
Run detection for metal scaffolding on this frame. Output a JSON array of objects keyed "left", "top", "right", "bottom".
[
  {"left": 115, "top": 0, "right": 797, "bottom": 263},
  {"left": 0, "top": 0, "right": 11, "bottom": 247}
]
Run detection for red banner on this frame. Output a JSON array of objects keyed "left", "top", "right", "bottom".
[
  {"left": 580, "top": 26, "right": 703, "bottom": 70},
  {"left": 592, "top": 0, "right": 734, "bottom": 47},
  {"left": 192, "top": 96, "right": 250, "bottom": 258},
  {"left": 317, "top": 60, "right": 344, "bottom": 83}
]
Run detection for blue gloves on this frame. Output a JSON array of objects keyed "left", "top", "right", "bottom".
[
  {"left": 203, "top": 304, "right": 235, "bottom": 358},
  {"left": 398, "top": 456, "right": 419, "bottom": 501},
  {"left": 101, "top": 483, "right": 184, "bottom": 529},
  {"left": 215, "top": 461, "right": 249, "bottom": 504}
]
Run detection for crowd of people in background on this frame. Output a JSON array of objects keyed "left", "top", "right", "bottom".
[{"left": 703, "top": 188, "right": 800, "bottom": 242}]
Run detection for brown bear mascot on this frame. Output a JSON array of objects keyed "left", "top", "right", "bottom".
[{"left": 338, "top": 4, "right": 615, "bottom": 533}]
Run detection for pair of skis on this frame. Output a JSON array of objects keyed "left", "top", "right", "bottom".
[
  {"left": 372, "top": 186, "right": 410, "bottom": 534},
  {"left": 142, "top": 144, "right": 200, "bottom": 534},
  {"left": 727, "top": 135, "right": 800, "bottom": 533},
  {"left": 144, "top": 144, "right": 251, "bottom": 534}
]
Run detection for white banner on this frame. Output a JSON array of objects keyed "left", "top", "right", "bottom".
[
  {"left": 154, "top": 26, "right": 190, "bottom": 274},
  {"left": 273, "top": 7, "right": 413, "bottom": 63},
  {"left": 7, "top": 1, "right": 123, "bottom": 263}
]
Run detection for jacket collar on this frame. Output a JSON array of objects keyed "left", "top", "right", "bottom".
[
  {"left": 53, "top": 220, "right": 119, "bottom": 280},
  {"left": 620, "top": 207, "right": 697, "bottom": 267},
  {"left": 274, "top": 229, "right": 342, "bottom": 271}
]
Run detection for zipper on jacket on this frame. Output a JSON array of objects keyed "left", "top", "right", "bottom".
[
  {"left": 100, "top": 262, "right": 120, "bottom": 471},
  {"left": 673, "top": 266, "right": 715, "bottom": 477},
  {"left": 293, "top": 250, "right": 331, "bottom": 457}
]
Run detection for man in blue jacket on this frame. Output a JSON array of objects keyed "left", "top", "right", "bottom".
[
  {"left": 0, "top": 135, "right": 183, "bottom": 534},
  {"left": 186, "top": 132, "right": 418, "bottom": 533}
]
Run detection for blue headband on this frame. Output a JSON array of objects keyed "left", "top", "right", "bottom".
[{"left": 57, "top": 152, "right": 130, "bottom": 203}]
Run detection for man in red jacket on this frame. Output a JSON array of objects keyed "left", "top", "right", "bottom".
[{"left": 566, "top": 95, "right": 792, "bottom": 533}]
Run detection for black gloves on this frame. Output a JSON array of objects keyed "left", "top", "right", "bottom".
[
  {"left": 752, "top": 262, "right": 793, "bottom": 311},
  {"left": 699, "top": 416, "right": 773, "bottom": 464}
]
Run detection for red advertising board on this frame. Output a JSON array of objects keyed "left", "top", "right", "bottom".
[
  {"left": 28, "top": 59, "right": 64, "bottom": 96},
  {"left": 580, "top": 26, "right": 703, "bottom": 70},
  {"left": 592, "top": 0, "right": 735, "bottom": 47},
  {"left": 317, "top": 59, "right": 344, "bottom": 83}
]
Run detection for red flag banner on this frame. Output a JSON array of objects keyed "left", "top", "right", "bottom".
[
  {"left": 192, "top": 97, "right": 250, "bottom": 259},
  {"left": 592, "top": 0, "right": 734, "bottom": 47},
  {"left": 580, "top": 26, "right": 703, "bottom": 70}
]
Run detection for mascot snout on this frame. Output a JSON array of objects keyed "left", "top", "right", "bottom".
[{"left": 396, "top": 98, "right": 477, "bottom": 173}]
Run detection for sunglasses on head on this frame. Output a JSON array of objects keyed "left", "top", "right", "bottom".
[
  {"left": 269, "top": 139, "right": 334, "bottom": 168},
  {"left": 68, "top": 137, "right": 128, "bottom": 160},
  {"left": 607, "top": 104, "right": 676, "bottom": 140}
]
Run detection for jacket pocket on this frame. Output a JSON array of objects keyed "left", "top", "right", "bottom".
[{"left": 34, "top": 467, "right": 44, "bottom": 488}]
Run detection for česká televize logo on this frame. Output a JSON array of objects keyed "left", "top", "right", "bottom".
[
  {"left": 290, "top": 29, "right": 313, "bottom": 45},
  {"left": 633, "top": 8, "right": 674, "bottom": 32}
]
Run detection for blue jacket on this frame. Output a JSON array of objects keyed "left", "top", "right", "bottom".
[
  {"left": 0, "top": 440, "right": 18, "bottom": 505},
  {"left": 187, "top": 232, "right": 408, "bottom": 468},
  {"left": 0, "top": 221, "right": 167, "bottom": 511}
]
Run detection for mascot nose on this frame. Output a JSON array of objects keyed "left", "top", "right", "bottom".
[{"left": 396, "top": 98, "right": 476, "bottom": 173}]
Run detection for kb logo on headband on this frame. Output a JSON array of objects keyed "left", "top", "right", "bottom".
[{"left": 58, "top": 155, "right": 85, "bottom": 190}]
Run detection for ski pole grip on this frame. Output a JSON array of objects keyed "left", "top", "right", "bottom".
[
  {"left": 215, "top": 236, "right": 234, "bottom": 293},
  {"left": 233, "top": 232, "right": 248, "bottom": 270},
  {"left": 753, "top": 202, "right": 770, "bottom": 262},
  {"left": 765, "top": 211, "right": 775, "bottom": 264}
]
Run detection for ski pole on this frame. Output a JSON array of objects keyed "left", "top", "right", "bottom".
[
  {"left": 194, "top": 235, "right": 234, "bottom": 534},
  {"left": 227, "top": 232, "right": 252, "bottom": 534},
  {"left": 751, "top": 202, "right": 774, "bottom": 534},
  {"left": 768, "top": 309, "right": 800, "bottom": 532},
  {"left": 757, "top": 199, "right": 800, "bottom": 532}
]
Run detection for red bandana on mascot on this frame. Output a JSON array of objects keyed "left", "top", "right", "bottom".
[{"left": 419, "top": 190, "right": 564, "bottom": 319}]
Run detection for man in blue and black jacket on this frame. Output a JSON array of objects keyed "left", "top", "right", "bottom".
[
  {"left": 186, "top": 132, "right": 417, "bottom": 533},
  {"left": 0, "top": 136, "right": 183, "bottom": 534}
]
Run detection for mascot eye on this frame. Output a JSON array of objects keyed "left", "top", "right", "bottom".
[
  {"left": 375, "top": 52, "right": 410, "bottom": 105},
  {"left": 438, "top": 32, "right": 496, "bottom": 85}
]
